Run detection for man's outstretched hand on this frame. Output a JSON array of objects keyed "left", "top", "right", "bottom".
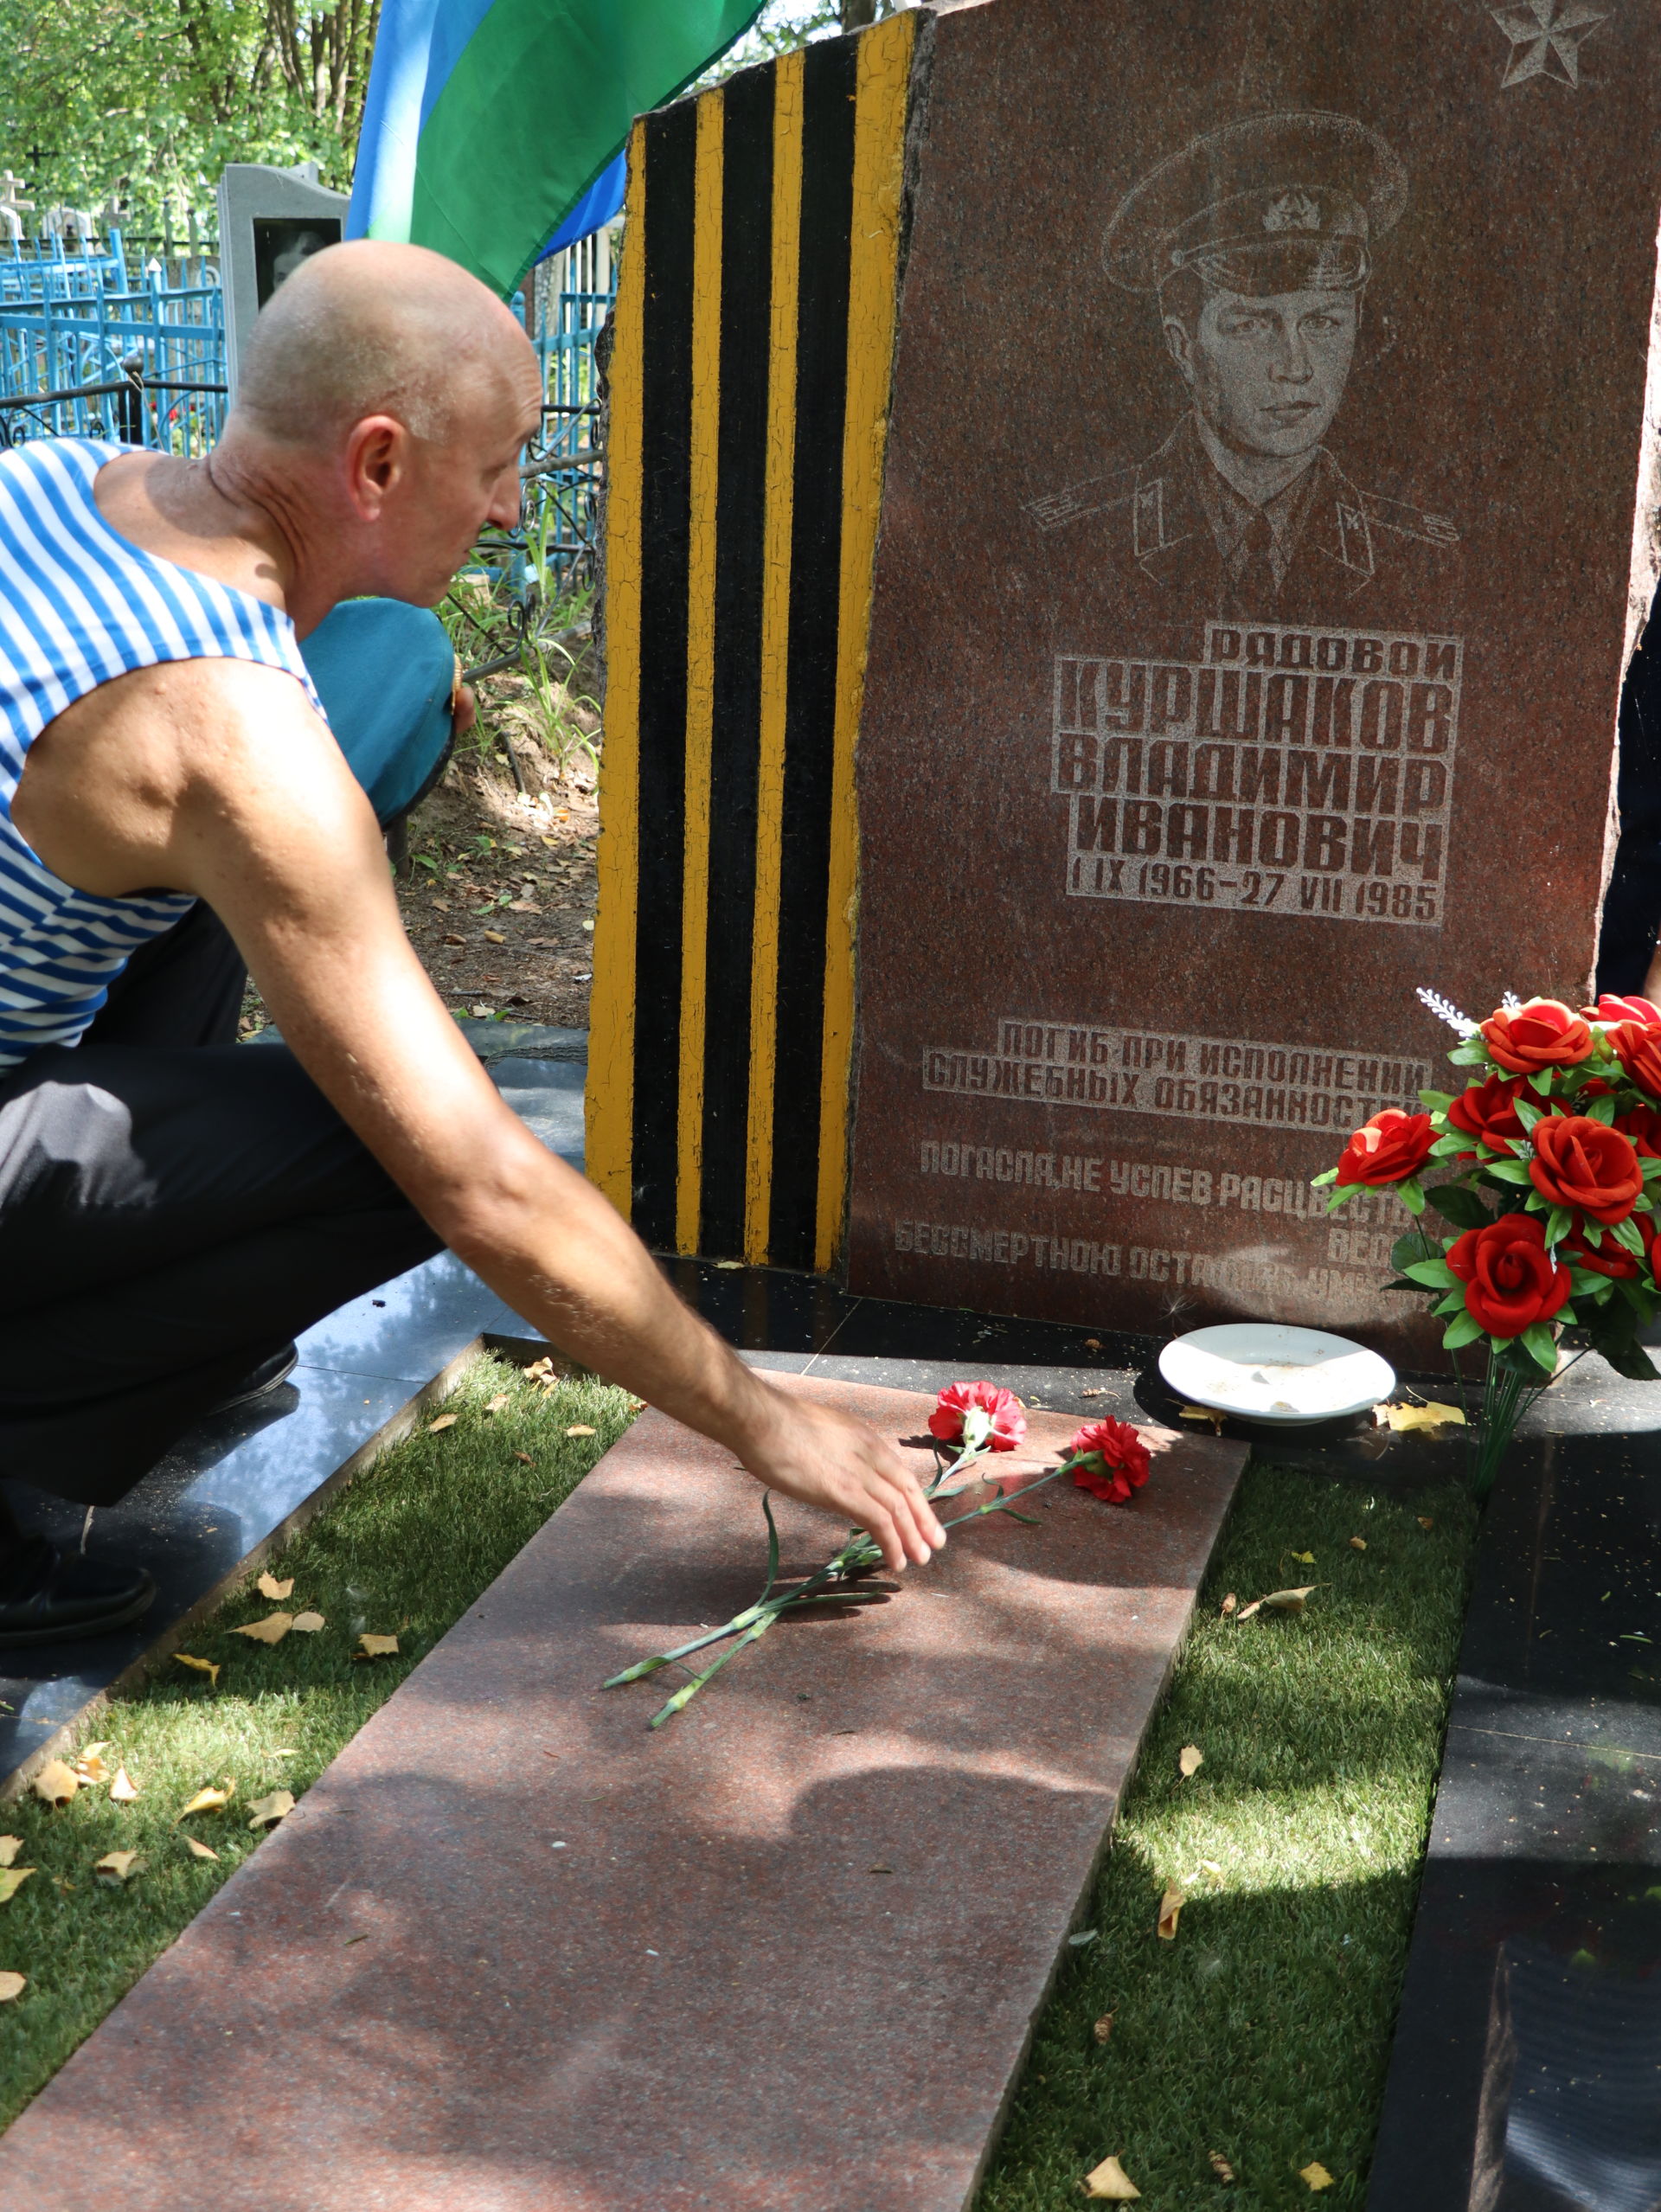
[{"left": 726, "top": 1387, "right": 947, "bottom": 1573}]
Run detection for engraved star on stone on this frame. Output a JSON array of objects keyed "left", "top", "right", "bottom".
[{"left": 1490, "top": 0, "right": 1611, "bottom": 88}]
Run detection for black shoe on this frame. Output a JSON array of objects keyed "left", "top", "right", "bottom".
[
  {"left": 0, "top": 1536, "right": 157, "bottom": 1647},
  {"left": 210, "top": 1343, "right": 298, "bottom": 1416}
]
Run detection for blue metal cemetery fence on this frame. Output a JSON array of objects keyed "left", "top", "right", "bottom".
[
  {"left": 0, "top": 234, "right": 227, "bottom": 454},
  {"left": 0, "top": 224, "right": 617, "bottom": 583}
]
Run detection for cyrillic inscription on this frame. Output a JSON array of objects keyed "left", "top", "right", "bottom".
[{"left": 1053, "top": 620, "right": 1461, "bottom": 926}]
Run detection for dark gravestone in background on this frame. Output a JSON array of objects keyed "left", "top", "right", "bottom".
[{"left": 847, "top": 0, "right": 1661, "bottom": 1354}]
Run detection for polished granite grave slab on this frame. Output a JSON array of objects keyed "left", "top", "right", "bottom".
[
  {"left": 1366, "top": 1433, "right": 1661, "bottom": 2211},
  {"left": 0, "top": 1376, "right": 1247, "bottom": 2211},
  {"left": 0, "top": 1052, "right": 585, "bottom": 1794}
]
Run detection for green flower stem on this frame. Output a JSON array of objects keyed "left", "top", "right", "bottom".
[{"left": 612, "top": 1446, "right": 1095, "bottom": 1725}]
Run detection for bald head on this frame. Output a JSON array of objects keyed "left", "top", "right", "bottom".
[{"left": 234, "top": 239, "right": 535, "bottom": 448}]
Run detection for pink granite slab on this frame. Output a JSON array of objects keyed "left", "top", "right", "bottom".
[{"left": 0, "top": 1374, "right": 1245, "bottom": 2211}]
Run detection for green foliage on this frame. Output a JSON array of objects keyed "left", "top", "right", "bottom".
[{"left": 0, "top": 0, "right": 379, "bottom": 224}]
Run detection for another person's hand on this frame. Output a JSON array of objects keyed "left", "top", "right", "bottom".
[{"left": 726, "top": 1387, "right": 947, "bottom": 1573}]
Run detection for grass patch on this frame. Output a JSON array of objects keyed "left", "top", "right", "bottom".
[
  {"left": 0, "top": 1356, "right": 635, "bottom": 2126},
  {"left": 976, "top": 1462, "right": 1478, "bottom": 2211}
]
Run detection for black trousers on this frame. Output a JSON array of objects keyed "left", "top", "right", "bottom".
[{"left": 0, "top": 907, "right": 441, "bottom": 1510}]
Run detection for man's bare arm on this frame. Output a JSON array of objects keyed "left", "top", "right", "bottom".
[{"left": 16, "top": 661, "right": 946, "bottom": 1568}]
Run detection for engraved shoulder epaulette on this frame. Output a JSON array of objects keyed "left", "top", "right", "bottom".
[
  {"left": 1361, "top": 491, "right": 1459, "bottom": 550},
  {"left": 1025, "top": 465, "right": 1139, "bottom": 533}
]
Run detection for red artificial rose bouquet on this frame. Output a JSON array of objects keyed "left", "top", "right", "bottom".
[{"left": 1314, "top": 990, "right": 1661, "bottom": 1493}]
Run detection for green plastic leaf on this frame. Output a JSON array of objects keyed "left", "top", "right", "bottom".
[
  {"left": 1587, "top": 1093, "right": 1618, "bottom": 1125},
  {"left": 1310, "top": 1168, "right": 1338, "bottom": 1188},
  {"left": 1612, "top": 1214, "right": 1647, "bottom": 1256},
  {"left": 1403, "top": 1257, "right": 1458, "bottom": 1288},
  {"left": 1545, "top": 1205, "right": 1573, "bottom": 1248},
  {"left": 1391, "top": 1232, "right": 1438, "bottom": 1273},
  {"left": 1522, "top": 1321, "right": 1560, "bottom": 1372},
  {"left": 1530, "top": 1070, "right": 1555, "bottom": 1097},
  {"left": 1484, "top": 1160, "right": 1533, "bottom": 1184},
  {"left": 1324, "top": 1188, "right": 1356, "bottom": 1215},
  {"left": 1431, "top": 1133, "right": 1475, "bottom": 1157},
  {"left": 1514, "top": 1099, "right": 1544, "bottom": 1132},
  {"left": 1432, "top": 1291, "right": 1468, "bottom": 1317},
  {"left": 1425, "top": 1184, "right": 1491, "bottom": 1230},
  {"left": 1419, "top": 1089, "right": 1456, "bottom": 1110},
  {"left": 1399, "top": 1179, "right": 1426, "bottom": 1216},
  {"left": 1448, "top": 1041, "right": 1489, "bottom": 1064},
  {"left": 1442, "top": 1311, "right": 1484, "bottom": 1349}
]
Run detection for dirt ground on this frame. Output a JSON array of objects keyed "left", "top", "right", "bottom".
[{"left": 240, "top": 666, "right": 601, "bottom": 1038}]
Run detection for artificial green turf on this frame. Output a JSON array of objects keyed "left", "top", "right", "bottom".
[
  {"left": 975, "top": 1463, "right": 1478, "bottom": 2212},
  {"left": 0, "top": 1356, "right": 636, "bottom": 2127}
]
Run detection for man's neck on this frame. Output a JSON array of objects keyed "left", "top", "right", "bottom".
[
  {"left": 93, "top": 437, "right": 356, "bottom": 638},
  {"left": 1192, "top": 414, "right": 1318, "bottom": 508}
]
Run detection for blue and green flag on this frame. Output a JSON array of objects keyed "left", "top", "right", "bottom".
[{"left": 348, "top": 0, "right": 767, "bottom": 297}]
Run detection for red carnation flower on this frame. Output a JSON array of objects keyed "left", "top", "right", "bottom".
[
  {"left": 1068, "top": 1417, "right": 1151, "bottom": 1504},
  {"left": 1446, "top": 1214, "right": 1573, "bottom": 1338},
  {"left": 1334, "top": 1108, "right": 1435, "bottom": 1188},
  {"left": 928, "top": 1380, "right": 1026, "bottom": 1452}
]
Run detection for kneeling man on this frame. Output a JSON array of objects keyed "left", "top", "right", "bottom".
[{"left": 0, "top": 240, "right": 944, "bottom": 1644}]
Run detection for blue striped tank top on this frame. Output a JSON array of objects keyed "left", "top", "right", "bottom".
[{"left": 0, "top": 437, "right": 324, "bottom": 1068}]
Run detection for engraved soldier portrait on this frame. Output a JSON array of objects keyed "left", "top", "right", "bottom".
[{"left": 1029, "top": 112, "right": 1460, "bottom": 626}]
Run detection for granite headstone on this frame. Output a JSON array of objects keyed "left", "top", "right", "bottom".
[
  {"left": 846, "top": 0, "right": 1661, "bottom": 1354},
  {"left": 215, "top": 160, "right": 349, "bottom": 398}
]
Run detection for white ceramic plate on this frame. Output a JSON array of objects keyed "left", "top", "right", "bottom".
[{"left": 1158, "top": 1323, "right": 1395, "bottom": 1427}]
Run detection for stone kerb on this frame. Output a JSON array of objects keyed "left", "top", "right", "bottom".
[{"left": 0, "top": 1374, "right": 1245, "bottom": 2211}]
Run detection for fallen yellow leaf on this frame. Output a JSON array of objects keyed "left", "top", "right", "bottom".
[
  {"left": 174, "top": 1654, "right": 220, "bottom": 1687},
  {"left": 1299, "top": 2164, "right": 1335, "bottom": 2192},
  {"left": 176, "top": 1784, "right": 234, "bottom": 1820},
  {"left": 247, "top": 1790, "right": 294, "bottom": 1831},
  {"left": 1238, "top": 1586, "right": 1318, "bottom": 1620},
  {"left": 1382, "top": 1401, "right": 1465, "bottom": 1433},
  {"left": 183, "top": 1837, "right": 219, "bottom": 1862},
  {"left": 1290, "top": 1550, "right": 1315, "bottom": 1565},
  {"left": 94, "top": 1850, "right": 141, "bottom": 1884},
  {"left": 357, "top": 1633, "right": 399, "bottom": 1658},
  {"left": 1157, "top": 1884, "right": 1184, "bottom": 1940},
  {"left": 1200, "top": 1859, "right": 1224, "bottom": 1876},
  {"left": 1219, "top": 1592, "right": 1237, "bottom": 1618},
  {"left": 1209, "top": 2151, "right": 1236, "bottom": 2183},
  {"left": 524, "top": 1356, "right": 555, "bottom": 1382},
  {"left": 1093, "top": 2012, "right": 1114, "bottom": 2044},
  {"left": 1178, "top": 1745, "right": 1203, "bottom": 1779},
  {"left": 427, "top": 1413, "right": 458, "bottom": 1433},
  {"left": 291, "top": 1612, "right": 325, "bottom": 1633},
  {"left": 513, "top": 1451, "right": 534, "bottom": 1465},
  {"left": 0, "top": 1837, "right": 21, "bottom": 1868},
  {"left": 1350, "top": 1537, "right": 1368, "bottom": 1552},
  {"left": 484, "top": 1393, "right": 511, "bottom": 1415},
  {"left": 257, "top": 1572, "right": 294, "bottom": 1600},
  {"left": 0, "top": 1869, "right": 35, "bottom": 1905},
  {"left": 74, "top": 1746, "right": 111, "bottom": 1786},
  {"left": 33, "top": 1760, "right": 79, "bottom": 1807},
  {"left": 483, "top": 928, "right": 506, "bottom": 944},
  {"left": 0, "top": 1972, "right": 24, "bottom": 2002},
  {"left": 1178, "top": 1403, "right": 1225, "bottom": 1432},
  {"left": 109, "top": 1767, "right": 140, "bottom": 1804},
  {"left": 232, "top": 1612, "right": 294, "bottom": 1645},
  {"left": 1082, "top": 2154, "right": 1141, "bottom": 2200},
  {"left": 1417, "top": 1516, "right": 1435, "bottom": 1530},
  {"left": 564, "top": 1424, "right": 597, "bottom": 1438}
]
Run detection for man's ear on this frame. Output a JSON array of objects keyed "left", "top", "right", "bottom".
[
  {"left": 1162, "top": 314, "right": 1196, "bottom": 389},
  {"left": 341, "top": 414, "right": 407, "bottom": 522}
]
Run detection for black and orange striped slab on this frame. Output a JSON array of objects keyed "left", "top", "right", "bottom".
[{"left": 587, "top": 10, "right": 920, "bottom": 1273}]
